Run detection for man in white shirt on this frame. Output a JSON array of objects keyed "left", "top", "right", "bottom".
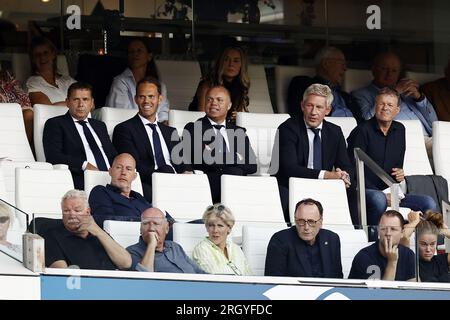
[
  {"left": 112, "top": 77, "right": 192, "bottom": 202},
  {"left": 43, "top": 82, "right": 117, "bottom": 189}
]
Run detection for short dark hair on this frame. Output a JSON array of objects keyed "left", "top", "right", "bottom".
[
  {"left": 136, "top": 76, "right": 161, "bottom": 95},
  {"left": 295, "top": 198, "right": 324, "bottom": 217},
  {"left": 67, "top": 82, "right": 93, "bottom": 98},
  {"left": 377, "top": 87, "right": 400, "bottom": 105},
  {"left": 379, "top": 210, "right": 405, "bottom": 228},
  {"left": 207, "top": 85, "right": 231, "bottom": 100}
]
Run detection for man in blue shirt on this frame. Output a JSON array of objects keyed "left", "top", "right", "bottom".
[
  {"left": 89, "top": 153, "right": 151, "bottom": 227},
  {"left": 349, "top": 210, "right": 416, "bottom": 281},
  {"left": 127, "top": 207, "right": 206, "bottom": 273}
]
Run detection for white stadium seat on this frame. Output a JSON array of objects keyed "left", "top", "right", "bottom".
[
  {"left": 274, "top": 65, "right": 315, "bottom": 114},
  {"left": 332, "top": 229, "right": 369, "bottom": 278},
  {"left": 152, "top": 172, "right": 212, "bottom": 222},
  {"left": 289, "top": 178, "right": 354, "bottom": 229},
  {"left": 0, "top": 103, "right": 35, "bottom": 162},
  {"left": 247, "top": 65, "right": 273, "bottom": 114},
  {"left": 344, "top": 69, "right": 373, "bottom": 93},
  {"left": 168, "top": 110, "right": 205, "bottom": 136},
  {"left": 432, "top": 121, "right": 450, "bottom": 198},
  {"left": 241, "top": 224, "right": 287, "bottom": 276},
  {"left": 103, "top": 220, "right": 141, "bottom": 248},
  {"left": 91, "top": 107, "right": 136, "bottom": 139},
  {"left": 33, "top": 104, "right": 69, "bottom": 162},
  {"left": 155, "top": 60, "right": 202, "bottom": 110},
  {"left": 172, "top": 222, "right": 208, "bottom": 258},
  {"left": 397, "top": 120, "right": 433, "bottom": 175},
  {"left": 15, "top": 168, "right": 74, "bottom": 230},
  {"left": 236, "top": 112, "right": 290, "bottom": 175},
  {"left": 84, "top": 170, "right": 143, "bottom": 196},
  {"left": 325, "top": 116, "right": 357, "bottom": 142}
]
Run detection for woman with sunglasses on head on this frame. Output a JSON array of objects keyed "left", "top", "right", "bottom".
[
  {"left": 192, "top": 204, "right": 252, "bottom": 275},
  {"left": 402, "top": 210, "right": 450, "bottom": 282},
  {"left": 0, "top": 203, "right": 21, "bottom": 255}
]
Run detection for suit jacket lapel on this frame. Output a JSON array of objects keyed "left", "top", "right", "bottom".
[
  {"left": 317, "top": 231, "right": 331, "bottom": 276},
  {"left": 158, "top": 123, "right": 173, "bottom": 151},
  {"left": 201, "top": 116, "right": 215, "bottom": 145},
  {"left": 298, "top": 118, "right": 309, "bottom": 166},
  {"left": 64, "top": 112, "right": 86, "bottom": 157},
  {"left": 133, "top": 114, "right": 155, "bottom": 161},
  {"left": 292, "top": 229, "right": 312, "bottom": 277},
  {"left": 321, "top": 121, "right": 330, "bottom": 170}
]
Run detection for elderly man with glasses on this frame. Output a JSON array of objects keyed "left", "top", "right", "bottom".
[
  {"left": 264, "top": 198, "right": 343, "bottom": 278},
  {"left": 127, "top": 207, "right": 206, "bottom": 273}
]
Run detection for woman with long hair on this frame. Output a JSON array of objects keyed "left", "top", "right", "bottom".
[
  {"left": 189, "top": 46, "right": 250, "bottom": 122},
  {"left": 105, "top": 38, "right": 169, "bottom": 122}
]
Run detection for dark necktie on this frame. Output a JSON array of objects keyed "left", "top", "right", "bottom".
[
  {"left": 77, "top": 120, "right": 107, "bottom": 171},
  {"left": 212, "top": 124, "right": 227, "bottom": 153},
  {"left": 147, "top": 123, "right": 167, "bottom": 169},
  {"left": 310, "top": 127, "right": 322, "bottom": 170}
]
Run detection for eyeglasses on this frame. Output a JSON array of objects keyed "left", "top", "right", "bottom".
[
  {"left": 0, "top": 216, "right": 10, "bottom": 224},
  {"left": 295, "top": 218, "right": 322, "bottom": 227},
  {"left": 227, "top": 261, "right": 242, "bottom": 276},
  {"left": 207, "top": 204, "right": 225, "bottom": 212}
]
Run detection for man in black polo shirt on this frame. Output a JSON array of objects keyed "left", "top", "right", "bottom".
[
  {"left": 45, "top": 189, "right": 131, "bottom": 270},
  {"left": 347, "top": 87, "right": 437, "bottom": 240},
  {"left": 89, "top": 153, "right": 151, "bottom": 227},
  {"left": 349, "top": 210, "right": 416, "bottom": 281}
]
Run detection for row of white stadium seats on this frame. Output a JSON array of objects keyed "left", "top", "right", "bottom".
[{"left": 1, "top": 52, "right": 442, "bottom": 115}]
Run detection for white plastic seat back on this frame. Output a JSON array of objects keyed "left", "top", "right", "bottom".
[
  {"left": 289, "top": 178, "right": 354, "bottom": 229},
  {"left": 397, "top": 120, "right": 433, "bottom": 175},
  {"left": 433, "top": 121, "right": 450, "bottom": 198},
  {"left": 152, "top": 172, "right": 212, "bottom": 222},
  {"left": 405, "top": 71, "right": 443, "bottom": 85},
  {"left": 247, "top": 65, "right": 273, "bottom": 114},
  {"left": 0, "top": 103, "right": 34, "bottom": 161},
  {"left": 155, "top": 60, "right": 201, "bottom": 110},
  {"left": 168, "top": 110, "right": 205, "bottom": 136},
  {"left": 329, "top": 229, "right": 368, "bottom": 278},
  {"left": 91, "top": 107, "right": 137, "bottom": 139},
  {"left": 103, "top": 220, "right": 141, "bottom": 248},
  {"left": 0, "top": 160, "right": 53, "bottom": 207},
  {"left": 84, "top": 170, "right": 143, "bottom": 196},
  {"left": 15, "top": 168, "right": 74, "bottom": 230},
  {"left": 221, "top": 175, "right": 286, "bottom": 240},
  {"left": 241, "top": 224, "right": 286, "bottom": 276},
  {"left": 325, "top": 116, "right": 357, "bottom": 142},
  {"left": 344, "top": 69, "right": 373, "bottom": 93},
  {"left": 274, "top": 65, "right": 315, "bottom": 114},
  {"left": 236, "top": 112, "right": 290, "bottom": 175},
  {"left": 33, "top": 104, "right": 69, "bottom": 162},
  {"left": 172, "top": 222, "right": 208, "bottom": 258}
]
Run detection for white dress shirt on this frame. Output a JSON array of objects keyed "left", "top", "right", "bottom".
[
  {"left": 72, "top": 116, "right": 111, "bottom": 170},
  {"left": 207, "top": 118, "right": 230, "bottom": 152},
  {"left": 139, "top": 114, "right": 175, "bottom": 172},
  {"left": 305, "top": 120, "right": 325, "bottom": 179}
]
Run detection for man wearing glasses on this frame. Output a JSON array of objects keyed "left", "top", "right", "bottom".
[
  {"left": 264, "top": 198, "right": 343, "bottom": 278},
  {"left": 127, "top": 207, "right": 206, "bottom": 273}
]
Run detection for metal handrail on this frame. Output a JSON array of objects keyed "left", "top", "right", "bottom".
[{"left": 353, "top": 148, "right": 401, "bottom": 235}]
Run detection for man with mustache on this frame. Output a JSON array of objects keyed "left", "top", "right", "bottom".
[
  {"left": 347, "top": 87, "right": 437, "bottom": 241},
  {"left": 113, "top": 77, "right": 192, "bottom": 203},
  {"left": 45, "top": 189, "right": 131, "bottom": 270}
]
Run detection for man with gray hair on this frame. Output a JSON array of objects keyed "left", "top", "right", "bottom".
[
  {"left": 44, "top": 189, "right": 132, "bottom": 270},
  {"left": 126, "top": 207, "right": 206, "bottom": 273},
  {"left": 287, "top": 46, "right": 362, "bottom": 122},
  {"left": 273, "top": 83, "right": 356, "bottom": 223}
]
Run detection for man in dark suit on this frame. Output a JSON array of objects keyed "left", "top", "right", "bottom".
[
  {"left": 287, "top": 46, "right": 362, "bottom": 123},
  {"left": 43, "top": 82, "right": 117, "bottom": 190},
  {"left": 183, "top": 85, "right": 257, "bottom": 203},
  {"left": 265, "top": 198, "right": 343, "bottom": 278},
  {"left": 113, "top": 77, "right": 192, "bottom": 202},
  {"left": 273, "top": 83, "right": 356, "bottom": 223}
]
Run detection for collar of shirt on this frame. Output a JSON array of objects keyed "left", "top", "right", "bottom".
[
  {"left": 205, "top": 237, "right": 232, "bottom": 252},
  {"left": 207, "top": 118, "right": 226, "bottom": 128},
  {"left": 123, "top": 68, "right": 135, "bottom": 82},
  {"left": 370, "top": 116, "right": 398, "bottom": 136},
  {"left": 106, "top": 183, "right": 138, "bottom": 199},
  {"left": 303, "top": 119, "right": 324, "bottom": 131},
  {"left": 71, "top": 115, "right": 89, "bottom": 124},
  {"left": 138, "top": 113, "right": 159, "bottom": 126}
]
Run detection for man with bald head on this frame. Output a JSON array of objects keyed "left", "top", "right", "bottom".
[
  {"left": 422, "top": 57, "right": 450, "bottom": 121},
  {"left": 89, "top": 153, "right": 151, "bottom": 227},
  {"left": 127, "top": 207, "right": 206, "bottom": 273},
  {"left": 352, "top": 51, "right": 438, "bottom": 154}
]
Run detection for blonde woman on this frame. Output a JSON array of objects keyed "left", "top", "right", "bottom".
[{"left": 192, "top": 204, "right": 252, "bottom": 275}]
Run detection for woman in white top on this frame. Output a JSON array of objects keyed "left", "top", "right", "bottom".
[
  {"left": 26, "top": 36, "right": 75, "bottom": 106},
  {"left": 105, "top": 38, "right": 170, "bottom": 122},
  {"left": 192, "top": 204, "right": 253, "bottom": 276}
]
